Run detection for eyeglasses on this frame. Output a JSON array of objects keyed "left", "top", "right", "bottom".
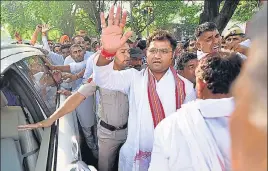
[{"left": 148, "top": 48, "right": 173, "bottom": 55}]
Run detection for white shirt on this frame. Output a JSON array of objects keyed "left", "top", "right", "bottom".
[
  {"left": 93, "top": 53, "right": 196, "bottom": 170},
  {"left": 64, "top": 55, "right": 75, "bottom": 65},
  {"left": 69, "top": 51, "right": 94, "bottom": 74},
  {"left": 197, "top": 50, "right": 208, "bottom": 60},
  {"left": 61, "top": 56, "right": 76, "bottom": 90},
  {"left": 149, "top": 98, "right": 234, "bottom": 171},
  {"left": 63, "top": 55, "right": 95, "bottom": 128},
  {"left": 239, "top": 39, "right": 251, "bottom": 48}
]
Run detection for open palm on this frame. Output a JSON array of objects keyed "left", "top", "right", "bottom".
[
  {"left": 100, "top": 5, "right": 132, "bottom": 53},
  {"left": 42, "top": 24, "right": 50, "bottom": 34},
  {"left": 18, "top": 118, "right": 53, "bottom": 131}
]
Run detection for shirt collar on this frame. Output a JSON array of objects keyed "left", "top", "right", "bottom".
[
  {"left": 196, "top": 97, "right": 235, "bottom": 118},
  {"left": 148, "top": 68, "right": 171, "bottom": 81},
  {"left": 197, "top": 50, "right": 208, "bottom": 60}
]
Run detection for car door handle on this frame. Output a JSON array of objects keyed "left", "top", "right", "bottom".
[{"left": 71, "top": 136, "right": 79, "bottom": 161}]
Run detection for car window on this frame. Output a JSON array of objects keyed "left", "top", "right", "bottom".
[{"left": 18, "top": 55, "right": 60, "bottom": 112}]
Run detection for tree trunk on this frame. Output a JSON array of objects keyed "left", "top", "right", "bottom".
[
  {"left": 214, "top": 0, "right": 240, "bottom": 33},
  {"left": 61, "top": 7, "right": 76, "bottom": 37},
  {"left": 200, "top": 0, "right": 221, "bottom": 24},
  {"left": 199, "top": 0, "right": 240, "bottom": 34}
]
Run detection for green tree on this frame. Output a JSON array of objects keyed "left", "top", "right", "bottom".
[
  {"left": 1, "top": 0, "right": 260, "bottom": 42},
  {"left": 1, "top": 1, "right": 101, "bottom": 41},
  {"left": 172, "top": 0, "right": 260, "bottom": 37},
  {"left": 231, "top": 1, "right": 260, "bottom": 22},
  {"left": 126, "top": 0, "right": 184, "bottom": 37}
]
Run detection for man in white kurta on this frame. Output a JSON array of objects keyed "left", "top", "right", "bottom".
[
  {"left": 149, "top": 98, "right": 234, "bottom": 171},
  {"left": 93, "top": 56, "right": 196, "bottom": 170},
  {"left": 149, "top": 52, "right": 243, "bottom": 171},
  {"left": 93, "top": 6, "right": 196, "bottom": 170}
]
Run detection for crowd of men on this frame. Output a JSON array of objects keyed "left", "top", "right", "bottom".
[{"left": 17, "top": 3, "right": 267, "bottom": 171}]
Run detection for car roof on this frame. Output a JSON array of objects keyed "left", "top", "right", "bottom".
[{"left": 1, "top": 44, "right": 44, "bottom": 73}]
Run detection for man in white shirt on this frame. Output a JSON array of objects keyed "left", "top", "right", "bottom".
[
  {"left": 149, "top": 52, "right": 243, "bottom": 171},
  {"left": 92, "top": 6, "right": 196, "bottom": 170},
  {"left": 58, "top": 44, "right": 98, "bottom": 158},
  {"left": 195, "top": 22, "right": 248, "bottom": 60},
  {"left": 18, "top": 43, "right": 132, "bottom": 171},
  {"left": 195, "top": 22, "right": 222, "bottom": 60}
]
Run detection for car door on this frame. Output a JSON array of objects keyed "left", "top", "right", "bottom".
[{"left": 15, "top": 53, "right": 82, "bottom": 171}]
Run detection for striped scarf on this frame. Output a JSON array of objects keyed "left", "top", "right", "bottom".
[{"left": 147, "top": 66, "right": 185, "bottom": 128}]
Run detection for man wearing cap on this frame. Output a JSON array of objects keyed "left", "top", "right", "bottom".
[
  {"left": 223, "top": 25, "right": 249, "bottom": 54},
  {"left": 129, "top": 47, "right": 144, "bottom": 71}
]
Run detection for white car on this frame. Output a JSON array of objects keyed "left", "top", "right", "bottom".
[{"left": 1, "top": 44, "right": 97, "bottom": 171}]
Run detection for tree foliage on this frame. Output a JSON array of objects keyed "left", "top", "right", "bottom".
[
  {"left": 1, "top": 1, "right": 104, "bottom": 41},
  {"left": 1, "top": 0, "right": 260, "bottom": 42},
  {"left": 231, "top": 1, "right": 260, "bottom": 22},
  {"left": 126, "top": 0, "right": 184, "bottom": 37}
]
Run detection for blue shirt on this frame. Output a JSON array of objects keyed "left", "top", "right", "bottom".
[{"left": 47, "top": 51, "right": 65, "bottom": 66}]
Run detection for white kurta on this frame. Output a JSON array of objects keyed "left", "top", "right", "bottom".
[
  {"left": 62, "top": 56, "right": 76, "bottom": 90},
  {"left": 149, "top": 98, "right": 234, "bottom": 171},
  {"left": 93, "top": 53, "right": 197, "bottom": 171}
]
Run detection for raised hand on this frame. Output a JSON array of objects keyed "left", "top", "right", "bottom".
[
  {"left": 18, "top": 118, "right": 54, "bottom": 131},
  {"left": 14, "top": 32, "right": 22, "bottom": 41},
  {"left": 42, "top": 24, "right": 50, "bottom": 34},
  {"left": 100, "top": 5, "right": 133, "bottom": 53},
  {"left": 35, "top": 24, "right": 42, "bottom": 33}
]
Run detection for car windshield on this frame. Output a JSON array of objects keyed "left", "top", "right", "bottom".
[{"left": 17, "top": 55, "right": 60, "bottom": 113}]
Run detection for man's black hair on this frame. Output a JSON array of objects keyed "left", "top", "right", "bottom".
[
  {"left": 176, "top": 52, "right": 197, "bottom": 70},
  {"left": 61, "top": 44, "right": 72, "bottom": 50},
  {"left": 84, "top": 36, "right": 91, "bottom": 43},
  {"left": 137, "top": 40, "right": 146, "bottom": 50},
  {"left": 53, "top": 43, "right": 61, "bottom": 52},
  {"left": 147, "top": 30, "right": 177, "bottom": 51},
  {"left": 183, "top": 39, "right": 190, "bottom": 50},
  {"left": 195, "top": 52, "right": 242, "bottom": 94},
  {"left": 72, "top": 35, "right": 84, "bottom": 42},
  {"left": 195, "top": 22, "right": 218, "bottom": 38},
  {"left": 136, "top": 37, "right": 142, "bottom": 41}
]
